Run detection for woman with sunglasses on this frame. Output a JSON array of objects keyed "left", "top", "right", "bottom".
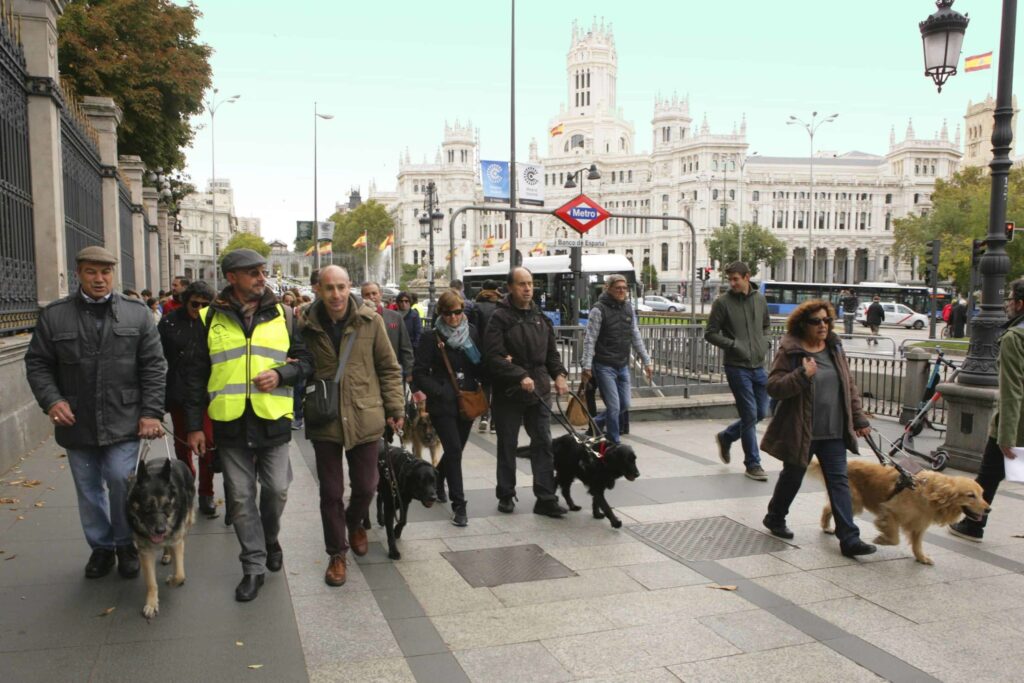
[
  {"left": 412, "top": 291, "right": 485, "bottom": 526},
  {"left": 761, "top": 299, "right": 876, "bottom": 558}
]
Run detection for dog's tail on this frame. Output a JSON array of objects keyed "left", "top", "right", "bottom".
[{"left": 806, "top": 461, "right": 823, "bottom": 483}]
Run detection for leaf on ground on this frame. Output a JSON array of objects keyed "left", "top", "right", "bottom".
[
  {"left": 59, "top": 465, "right": 66, "bottom": 470},
  {"left": 34, "top": 502, "right": 45, "bottom": 508},
  {"left": 0, "top": 497, "right": 18, "bottom": 504},
  {"left": 97, "top": 607, "right": 115, "bottom": 617},
  {"left": 235, "top": 640, "right": 244, "bottom": 646},
  {"left": 247, "top": 664, "right": 263, "bottom": 669},
  {"left": 58, "top": 453, "right": 67, "bottom": 458},
  {"left": 21, "top": 480, "right": 42, "bottom": 488},
  {"left": 707, "top": 584, "right": 738, "bottom": 591},
  {"left": 47, "top": 486, "right": 56, "bottom": 491},
  {"left": 15, "top": 515, "right": 25, "bottom": 521},
  {"left": 1012, "top": 534, "right": 1024, "bottom": 538},
  {"left": 7, "top": 480, "right": 24, "bottom": 486},
  {"left": 4, "top": 555, "right": 15, "bottom": 561}
]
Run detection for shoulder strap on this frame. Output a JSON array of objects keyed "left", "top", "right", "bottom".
[
  {"left": 436, "top": 335, "right": 461, "bottom": 394},
  {"left": 333, "top": 331, "right": 358, "bottom": 383}
]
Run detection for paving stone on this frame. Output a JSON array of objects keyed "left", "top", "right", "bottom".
[
  {"left": 430, "top": 599, "right": 614, "bottom": 650},
  {"left": 454, "top": 641, "right": 571, "bottom": 683},
  {"left": 545, "top": 541, "right": 666, "bottom": 570},
  {"left": 587, "top": 582, "right": 752, "bottom": 627},
  {"left": 0, "top": 580, "right": 123, "bottom": 652},
  {"left": 860, "top": 584, "right": 978, "bottom": 624},
  {"left": 396, "top": 558, "right": 502, "bottom": 616},
  {"left": 292, "top": 590, "right": 401, "bottom": 668},
  {"left": 570, "top": 668, "right": 683, "bottom": 683},
  {"left": 699, "top": 608, "right": 815, "bottom": 652},
  {"left": 309, "top": 656, "right": 416, "bottom": 683},
  {"left": 620, "top": 560, "right": 709, "bottom": 590},
  {"left": 752, "top": 570, "right": 853, "bottom": 604},
  {"left": 716, "top": 552, "right": 803, "bottom": 578},
  {"left": 772, "top": 545, "right": 858, "bottom": 571},
  {"left": 392, "top": 517, "right": 504, "bottom": 541},
  {"left": 800, "top": 596, "right": 916, "bottom": 637},
  {"left": 668, "top": 642, "right": 882, "bottom": 682},
  {"left": 0, "top": 645, "right": 98, "bottom": 682},
  {"left": 490, "top": 567, "right": 646, "bottom": 607}
]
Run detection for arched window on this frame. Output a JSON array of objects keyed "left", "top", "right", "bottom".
[
  {"left": 661, "top": 242, "right": 669, "bottom": 271},
  {"left": 570, "top": 134, "right": 585, "bottom": 150}
]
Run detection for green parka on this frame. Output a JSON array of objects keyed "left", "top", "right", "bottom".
[{"left": 990, "top": 312, "right": 1024, "bottom": 447}]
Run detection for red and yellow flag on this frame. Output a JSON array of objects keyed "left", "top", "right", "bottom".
[
  {"left": 304, "top": 244, "right": 315, "bottom": 256},
  {"left": 482, "top": 236, "right": 495, "bottom": 249},
  {"left": 550, "top": 122, "right": 564, "bottom": 137},
  {"left": 530, "top": 241, "right": 546, "bottom": 254},
  {"left": 318, "top": 242, "right": 332, "bottom": 255},
  {"left": 352, "top": 231, "right": 367, "bottom": 248},
  {"left": 500, "top": 240, "right": 510, "bottom": 252},
  {"left": 378, "top": 233, "right": 394, "bottom": 252},
  {"left": 965, "top": 51, "right": 993, "bottom": 72}
]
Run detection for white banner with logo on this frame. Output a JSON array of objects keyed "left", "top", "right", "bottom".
[{"left": 516, "top": 163, "right": 545, "bottom": 206}]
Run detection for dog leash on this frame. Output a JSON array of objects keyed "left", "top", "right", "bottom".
[{"left": 134, "top": 430, "right": 173, "bottom": 477}]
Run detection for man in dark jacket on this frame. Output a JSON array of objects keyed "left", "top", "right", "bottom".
[
  {"left": 361, "top": 281, "right": 413, "bottom": 378},
  {"left": 25, "top": 246, "right": 167, "bottom": 580},
  {"left": 484, "top": 267, "right": 570, "bottom": 517},
  {"left": 184, "top": 249, "right": 312, "bottom": 602},
  {"left": 865, "top": 296, "right": 885, "bottom": 345},
  {"left": 839, "top": 289, "right": 859, "bottom": 337},
  {"left": 705, "top": 262, "right": 772, "bottom": 481},
  {"left": 472, "top": 280, "right": 501, "bottom": 433}
]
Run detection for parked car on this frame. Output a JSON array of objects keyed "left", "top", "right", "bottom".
[
  {"left": 635, "top": 301, "right": 654, "bottom": 313},
  {"left": 855, "top": 301, "right": 928, "bottom": 330},
  {"left": 643, "top": 295, "right": 683, "bottom": 312}
]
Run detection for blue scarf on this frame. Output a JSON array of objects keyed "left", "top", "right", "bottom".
[{"left": 436, "top": 316, "right": 481, "bottom": 364}]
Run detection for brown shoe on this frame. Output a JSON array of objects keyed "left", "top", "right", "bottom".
[
  {"left": 349, "top": 526, "right": 369, "bottom": 557},
  {"left": 325, "top": 555, "right": 347, "bottom": 587}
]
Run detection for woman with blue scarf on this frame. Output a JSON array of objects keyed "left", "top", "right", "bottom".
[{"left": 412, "top": 290, "right": 485, "bottom": 526}]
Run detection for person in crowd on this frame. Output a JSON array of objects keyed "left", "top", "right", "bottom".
[
  {"left": 162, "top": 276, "right": 189, "bottom": 315},
  {"left": 296, "top": 270, "right": 319, "bottom": 323},
  {"left": 397, "top": 291, "right": 422, "bottom": 349},
  {"left": 281, "top": 291, "right": 297, "bottom": 310},
  {"left": 146, "top": 297, "right": 161, "bottom": 323},
  {"left": 25, "top": 246, "right": 167, "bottom": 580},
  {"left": 471, "top": 279, "right": 501, "bottom": 433},
  {"left": 158, "top": 280, "right": 219, "bottom": 518},
  {"left": 123, "top": 289, "right": 140, "bottom": 300},
  {"left": 949, "top": 279, "right": 1024, "bottom": 542},
  {"left": 705, "top": 261, "right": 771, "bottom": 481},
  {"left": 413, "top": 290, "right": 484, "bottom": 527},
  {"left": 761, "top": 299, "right": 876, "bottom": 558},
  {"left": 300, "top": 266, "right": 404, "bottom": 587},
  {"left": 411, "top": 292, "right": 428, "bottom": 324},
  {"left": 839, "top": 289, "right": 859, "bottom": 337},
  {"left": 278, "top": 288, "right": 305, "bottom": 430},
  {"left": 362, "top": 281, "right": 414, "bottom": 381},
  {"left": 865, "top": 295, "right": 885, "bottom": 345},
  {"left": 484, "top": 266, "right": 570, "bottom": 517},
  {"left": 184, "top": 249, "right": 312, "bottom": 603},
  {"left": 449, "top": 278, "right": 475, "bottom": 318},
  {"left": 580, "top": 274, "right": 653, "bottom": 444},
  {"left": 950, "top": 298, "right": 968, "bottom": 339}
]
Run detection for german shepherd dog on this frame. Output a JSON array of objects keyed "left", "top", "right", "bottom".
[
  {"left": 375, "top": 442, "right": 438, "bottom": 560},
  {"left": 127, "top": 459, "right": 195, "bottom": 619},
  {"left": 552, "top": 434, "right": 639, "bottom": 529},
  {"left": 404, "top": 398, "right": 442, "bottom": 467}
]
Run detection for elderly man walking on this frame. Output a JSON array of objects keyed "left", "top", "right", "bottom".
[
  {"left": 184, "top": 249, "right": 312, "bottom": 602},
  {"left": 25, "top": 246, "right": 167, "bottom": 579}
]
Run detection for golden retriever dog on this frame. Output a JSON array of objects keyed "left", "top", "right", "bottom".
[
  {"left": 811, "top": 460, "right": 990, "bottom": 565},
  {"left": 404, "top": 399, "right": 441, "bottom": 467}
]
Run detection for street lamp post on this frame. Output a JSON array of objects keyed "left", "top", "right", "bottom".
[
  {"left": 788, "top": 112, "right": 837, "bottom": 282},
  {"left": 205, "top": 89, "right": 240, "bottom": 290},
  {"left": 419, "top": 181, "right": 445, "bottom": 318},
  {"left": 737, "top": 152, "right": 758, "bottom": 262},
  {"left": 564, "top": 163, "right": 602, "bottom": 325},
  {"left": 314, "top": 103, "right": 334, "bottom": 273}
]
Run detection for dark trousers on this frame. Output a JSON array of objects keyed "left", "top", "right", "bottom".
[
  {"left": 843, "top": 313, "right": 855, "bottom": 336},
  {"left": 766, "top": 438, "right": 862, "bottom": 547},
  {"left": 293, "top": 381, "right": 305, "bottom": 422},
  {"left": 433, "top": 413, "right": 472, "bottom": 511},
  {"left": 492, "top": 396, "right": 557, "bottom": 502},
  {"left": 168, "top": 405, "right": 215, "bottom": 497},
  {"left": 312, "top": 440, "right": 379, "bottom": 556},
  {"left": 962, "top": 437, "right": 1004, "bottom": 530}
]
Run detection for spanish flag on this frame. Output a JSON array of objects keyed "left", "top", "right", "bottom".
[
  {"left": 378, "top": 233, "right": 394, "bottom": 252},
  {"left": 482, "top": 236, "right": 495, "bottom": 249},
  {"left": 500, "top": 240, "right": 510, "bottom": 252},
  {"left": 550, "top": 122, "right": 564, "bottom": 137},
  {"left": 530, "top": 241, "right": 546, "bottom": 254},
  {"left": 965, "top": 52, "right": 993, "bottom": 72},
  {"left": 318, "top": 242, "right": 332, "bottom": 255},
  {"left": 304, "top": 244, "right": 315, "bottom": 256},
  {"left": 352, "top": 231, "right": 367, "bottom": 248},
  {"left": 473, "top": 248, "right": 481, "bottom": 258}
]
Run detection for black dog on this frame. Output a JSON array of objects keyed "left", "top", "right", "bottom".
[
  {"left": 375, "top": 442, "right": 438, "bottom": 560},
  {"left": 126, "top": 458, "right": 195, "bottom": 619},
  {"left": 553, "top": 434, "right": 639, "bottom": 529}
]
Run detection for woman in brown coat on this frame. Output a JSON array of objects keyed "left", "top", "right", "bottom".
[{"left": 760, "top": 299, "right": 876, "bottom": 558}]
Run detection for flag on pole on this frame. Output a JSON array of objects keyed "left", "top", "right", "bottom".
[
  {"left": 318, "top": 242, "right": 332, "bottom": 255},
  {"left": 304, "top": 244, "right": 315, "bottom": 256},
  {"left": 549, "top": 122, "right": 564, "bottom": 136},
  {"left": 378, "top": 233, "right": 394, "bottom": 251},
  {"left": 530, "top": 241, "right": 546, "bottom": 254},
  {"left": 500, "top": 240, "right": 510, "bottom": 252},
  {"left": 482, "top": 236, "right": 495, "bottom": 249},
  {"left": 965, "top": 51, "right": 993, "bottom": 72},
  {"left": 352, "top": 231, "right": 367, "bottom": 248},
  {"left": 473, "top": 248, "right": 481, "bottom": 259}
]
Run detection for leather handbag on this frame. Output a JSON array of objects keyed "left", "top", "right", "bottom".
[
  {"left": 304, "top": 332, "right": 358, "bottom": 428},
  {"left": 565, "top": 380, "right": 591, "bottom": 427},
  {"left": 437, "top": 338, "right": 489, "bottom": 421}
]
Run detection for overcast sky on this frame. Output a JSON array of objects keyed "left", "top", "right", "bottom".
[{"left": 180, "top": 0, "right": 1016, "bottom": 246}]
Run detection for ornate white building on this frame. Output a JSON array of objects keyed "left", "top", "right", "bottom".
[
  {"left": 369, "top": 19, "right": 963, "bottom": 292},
  {"left": 174, "top": 179, "right": 238, "bottom": 282}
]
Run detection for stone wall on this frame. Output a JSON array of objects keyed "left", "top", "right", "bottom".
[{"left": 0, "top": 337, "right": 51, "bottom": 473}]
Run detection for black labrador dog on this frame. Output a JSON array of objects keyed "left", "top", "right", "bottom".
[
  {"left": 553, "top": 434, "right": 639, "bottom": 529},
  {"left": 375, "top": 441, "right": 438, "bottom": 560}
]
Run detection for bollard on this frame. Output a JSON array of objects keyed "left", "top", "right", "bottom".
[{"left": 899, "top": 347, "right": 932, "bottom": 425}]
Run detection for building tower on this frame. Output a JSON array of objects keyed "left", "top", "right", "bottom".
[
  {"left": 962, "top": 95, "right": 1019, "bottom": 169},
  {"left": 441, "top": 119, "right": 476, "bottom": 168},
  {"left": 651, "top": 93, "right": 692, "bottom": 151}
]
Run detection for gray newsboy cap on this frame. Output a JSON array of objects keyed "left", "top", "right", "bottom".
[
  {"left": 75, "top": 245, "right": 118, "bottom": 265},
  {"left": 221, "top": 248, "right": 267, "bottom": 275}
]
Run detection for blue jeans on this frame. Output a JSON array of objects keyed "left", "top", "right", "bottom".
[
  {"left": 66, "top": 440, "right": 139, "bottom": 549},
  {"left": 721, "top": 365, "right": 769, "bottom": 468},
  {"left": 767, "top": 438, "right": 862, "bottom": 547},
  {"left": 592, "top": 362, "right": 631, "bottom": 443}
]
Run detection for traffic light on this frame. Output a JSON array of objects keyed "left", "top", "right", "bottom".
[
  {"left": 972, "top": 239, "right": 986, "bottom": 265},
  {"left": 924, "top": 239, "right": 941, "bottom": 266},
  {"left": 1008, "top": 221, "right": 1016, "bottom": 242},
  {"left": 703, "top": 266, "right": 713, "bottom": 281},
  {"left": 695, "top": 266, "right": 703, "bottom": 281}
]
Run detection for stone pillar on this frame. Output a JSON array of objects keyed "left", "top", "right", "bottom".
[
  {"left": 938, "top": 383, "right": 997, "bottom": 473},
  {"left": 80, "top": 96, "right": 123, "bottom": 286},
  {"left": 157, "top": 206, "right": 170, "bottom": 292},
  {"left": 825, "top": 255, "right": 834, "bottom": 284},
  {"left": 142, "top": 188, "right": 158, "bottom": 291},
  {"left": 867, "top": 254, "right": 878, "bottom": 281},
  {"left": 119, "top": 156, "right": 145, "bottom": 287},
  {"left": 19, "top": 0, "right": 68, "bottom": 303},
  {"left": 846, "top": 256, "right": 855, "bottom": 284},
  {"left": 899, "top": 348, "right": 932, "bottom": 425}
]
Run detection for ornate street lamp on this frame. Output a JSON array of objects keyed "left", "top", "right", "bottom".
[
  {"left": 787, "top": 112, "right": 838, "bottom": 282},
  {"left": 919, "top": 0, "right": 970, "bottom": 93},
  {"left": 419, "top": 181, "right": 444, "bottom": 316}
]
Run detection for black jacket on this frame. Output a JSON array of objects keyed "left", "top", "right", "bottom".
[
  {"left": 380, "top": 306, "right": 414, "bottom": 378},
  {"left": 25, "top": 292, "right": 167, "bottom": 448},
  {"left": 483, "top": 295, "right": 567, "bottom": 404},
  {"left": 840, "top": 295, "right": 859, "bottom": 316},
  {"left": 592, "top": 292, "right": 634, "bottom": 368},
  {"left": 182, "top": 287, "right": 313, "bottom": 448},
  {"left": 158, "top": 307, "right": 207, "bottom": 410},
  {"left": 866, "top": 302, "right": 885, "bottom": 326},
  {"left": 413, "top": 326, "right": 484, "bottom": 421}
]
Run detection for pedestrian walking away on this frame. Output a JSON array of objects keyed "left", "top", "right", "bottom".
[
  {"left": 580, "top": 274, "right": 653, "bottom": 444},
  {"left": 25, "top": 246, "right": 167, "bottom": 581},
  {"left": 760, "top": 299, "right": 876, "bottom": 558},
  {"left": 484, "top": 267, "right": 571, "bottom": 517},
  {"left": 839, "top": 289, "right": 859, "bottom": 337},
  {"left": 162, "top": 275, "right": 189, "bottom": 315},
  {"left": 471, "top": 279, "right": 501, "bottom": 433},
  {"left": 396, "top": 291, "right": 423, "bottom": 349},
  {"left": 949, "top": 279, "right": 1024, "bottom": 542},
  {"left": 183, "top": 248, "right": 312, "bottom": 603},
  {"left": 362, "top": 281, "right": 415, "bottom": 441},
  {"left": 301, "top": 266, "right": 405, "bottom": 587},
  {"left": 866, "top": 295, "right": 885, "bottom": 345},
  {"left": 704, "top": 261, "right": 771, "bottom": 481}
]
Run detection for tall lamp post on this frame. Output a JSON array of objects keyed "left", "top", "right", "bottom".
[
  {"left": 205, "top": 89, "right": 240, "bottom": 290},
  {"left": 418, "top": 181, "right": 445, "bottom": 317},
  {"left": 564, "top": 163, "right": 602, "bottom": 325},
  {"left": 787, "top": 112, "right": 838, "bottom": 282},
  {"left": 314, "top": 103, "right": 334, "bottom": 273},
  {"left": 737, "top": 152, "right": 758, "bottom": 262}
]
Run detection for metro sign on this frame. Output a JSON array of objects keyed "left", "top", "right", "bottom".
[{"left": 554, "top": 193, "right": 610, "bottom": 235}]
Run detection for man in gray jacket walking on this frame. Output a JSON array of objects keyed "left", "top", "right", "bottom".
[
  {"left": 25, "top": 246, "right": 167, "bottom": 579},
  {"left": 704, "top": 261, "right": 771, "bottom": 481}
]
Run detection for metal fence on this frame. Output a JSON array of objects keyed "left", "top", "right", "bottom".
[
  {"left": 61, "top": 98, "right": 104, "bottom": 293},
  {"left": 119, "top": 180, "right": 135, "bottom": 291},
  {"left": 843, "top": 353, "right": 951, "bottom": 426}
]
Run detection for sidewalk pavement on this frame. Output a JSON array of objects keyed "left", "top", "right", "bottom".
[{"left": 3, "top": 416, "right": 1024, "bottom": 682}]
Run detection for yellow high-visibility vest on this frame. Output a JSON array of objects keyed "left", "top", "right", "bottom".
[{"left": 201, "top": 304, "right": 293, "bottom": 422}]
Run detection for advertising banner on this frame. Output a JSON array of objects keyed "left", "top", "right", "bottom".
[
  {"left": 480, "top": 160, "right": 510, "bottom": 203},
  {"left": 516, "top": 163, "right": 545, "bottom": 206}
]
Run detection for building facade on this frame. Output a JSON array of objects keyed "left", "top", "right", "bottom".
[{"left": 173, "top": 178, "right": 238, "bottom": 282}]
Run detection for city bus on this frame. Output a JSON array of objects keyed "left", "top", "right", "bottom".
[
  {"left": 462, "top": 254, "right": 638, "bottom": 325},
  {"left": 759, "top": 280, "right": 950, "bottom": 317}
]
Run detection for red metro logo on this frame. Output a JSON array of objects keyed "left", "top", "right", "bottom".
[{"left": 554, "top": 194, "right": 610, "bottom": 235}]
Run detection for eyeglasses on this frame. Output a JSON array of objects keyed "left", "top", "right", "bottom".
[
  {"left": 440, "top": 309, "right": 464, "bottom": 317},
  {"left": 239, "top": 268, "right": 269, "bottom": 278},
  {"left": 807, "top": 316, "right": 833, "bottom": 326},
  {"left": 397, "top": 299, "right": 410, "bottom": 303},
  {"left": 189, "top": 300, "right": 210, "bottom": 309}
]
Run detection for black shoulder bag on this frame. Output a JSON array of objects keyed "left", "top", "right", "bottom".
[{"left": 304, "top": 332, "right": 358, "bottom": 428}]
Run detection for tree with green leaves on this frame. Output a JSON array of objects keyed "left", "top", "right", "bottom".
[
  {"left": 219, "top": 232, "right": 270, "bottom": 263},
  {"left": 640, "top": 263, "right": 658, "bottom": 290},
  {"left": 58, "top": 0, "right": 212, "bottom": 171},
  {"left": 893, "top": 166, "right": 1024, "bottom": 293},
  {"left": 705, "top": 222, "right": 787, "bottom": 277},
  {"left": 329, "top": 201, "right": 394, "bottom": 255}
]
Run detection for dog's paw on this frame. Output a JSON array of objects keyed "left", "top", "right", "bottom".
[
  {"left": 142, "top": 602, "right": 159, "bottom": 619},
  {"left": 610, "top": 518, "right": 622, "bottom": 529},
  {"left": 166, "top": 574, "right": 186, "bottom": 588},
  {"left": 388, "top": 550, "right": 401, "bottom": 561},
  {"left": 160, "top": 550, "right": 172, "bottom": 566},
  {"left": 915, "top": 555, "right": 934, "bottom": 566},
  {"left": 822, "top": 527, "right": 835, "bottom": 535},
  {"left": 872, "top": 535, "right": 898, "bottom": 546},
  {"left": 569, "top": 504, "right": 582, "bottom": 511}
]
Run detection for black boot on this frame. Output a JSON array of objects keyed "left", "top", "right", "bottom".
[
  {"left": 235, "top": 574, "right": 265, "bottom": 602},
  {"left": 435, "top": 470, "right": 448, "bottom": 504},
  {"left": 116, "top": 544, "right": 140, "bottom": 578},
  {"left": 266, "top": 541, "right": 284, "bottom": 572},
  {"left": 85, "top": 548, "right": 116, "bottom": 579},
  {"left": 533, "top": 498, "right": 568, "bottom": 518},
  {"left": 762, "top": 514, "right": 794, "bottom": 540}
]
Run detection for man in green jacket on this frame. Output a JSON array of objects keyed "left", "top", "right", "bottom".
[
  {"left": 950, "top": 278, "right": 1024, "bottom": 542},
  {"left": 704, "top": 261, "right": 772, "bottom": 481}
]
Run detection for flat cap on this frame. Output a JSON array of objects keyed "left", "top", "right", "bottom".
[
  {"left": 221, "top": 248, "right": 267, "bottom": 275},
  {"left": 75, "top": 245, "right": 118, "bottom": 265}
]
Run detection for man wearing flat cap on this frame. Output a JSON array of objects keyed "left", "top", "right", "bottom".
[
  {"left": 183, "top": 248, "right": 312, "bottom": 602},
  {"left": 25, "top": 246, "right": 167, "bottom": 580}
]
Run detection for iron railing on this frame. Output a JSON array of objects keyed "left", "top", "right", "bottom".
[
  {"left": 847, "top": 353, "right": 952, "bottom": 426},
  {"left": 118, "top": 180, "right": 135, "bottom": 291},
  {"left": 61, "top": 106, "right": 104, "bottom": 293}
]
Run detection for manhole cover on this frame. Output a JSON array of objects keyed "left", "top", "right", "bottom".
[
  {"left": 628, "top": 516, "right": 794, "bottom": 561},
  {"left": 441, "top": 544, "right": 577, "bottom": 588}
]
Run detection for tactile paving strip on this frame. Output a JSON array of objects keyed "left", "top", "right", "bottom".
[
  {"left": 441, "top": 544, "right": 577, "bottom": 588},
  {"left": 628, "top": 516, "right": 794, "bottom": 561}
]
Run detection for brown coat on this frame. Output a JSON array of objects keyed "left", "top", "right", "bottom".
[
  {"left": 760, "top": 333, "right": 870, "bottom": 467},
  {"left": 300, "top": 297, "right": 404, "bottom": 448}
]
